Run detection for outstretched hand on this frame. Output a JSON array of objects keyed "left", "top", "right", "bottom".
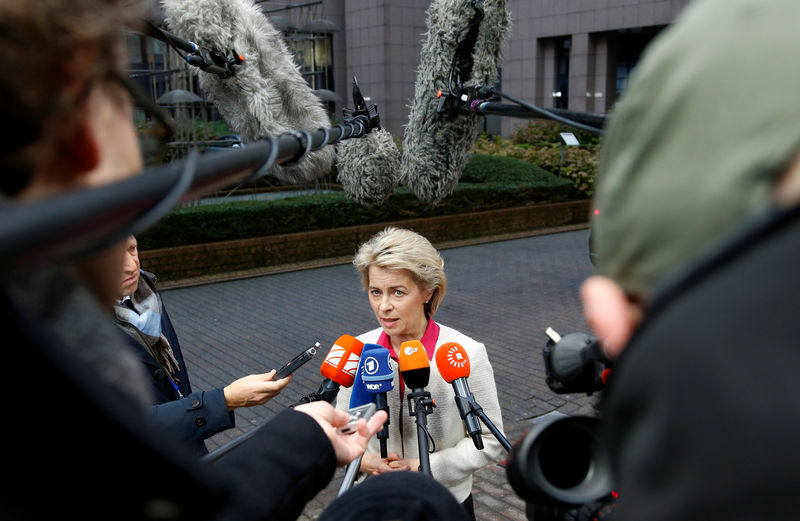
[
  {"left": 294, "top": 401, "right": 388, "bottom": 466},
  {"left": 223, "top": 370, "right": 292, "bottom": 411}
]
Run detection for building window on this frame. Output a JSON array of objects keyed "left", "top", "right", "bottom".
[
  {"left": 288, "top": 33, "right": 334, "bottom": 91},
  {"left": 554, "top": 37, "right": 571, "bottom": 109},
  {"left": 614, "top": 26, "right": 664, "bottom": 97}
]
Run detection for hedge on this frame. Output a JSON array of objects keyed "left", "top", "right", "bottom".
[{"left": 137, "top": 153, "right": 579, "bottom": 250}]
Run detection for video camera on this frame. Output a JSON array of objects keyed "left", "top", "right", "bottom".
[{"left": 506, "top": 327, "right": 618, "bottom": 521}]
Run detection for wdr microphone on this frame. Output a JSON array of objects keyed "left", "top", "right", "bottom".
[
  {"left": 294, "top": 335, "right": 364, "bottom": 405},
  {"left": 360, "top": 344, "right": 394, "bottom": 457},
  {"left": 160, "top": 0, "right": 335, "bottom": 183},
  {"left": 400, "top": 0, "right": 510, "bottom": 204},
  {"left": 348, "top": 341, "right": 378, "bottom": 408},
  {"left": 436, "top": 342, "right": 484, "bottom": 450},
  {"left": 398, "top": 340, "right": 430, "bottom": 391}
]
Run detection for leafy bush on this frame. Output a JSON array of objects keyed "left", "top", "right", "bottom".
[
  {"left": 473, "top": 124, "right": 599, "bottom": 197},
  {"left": 510, "top": 119, "right": 602, "bottom": 147},
  {"left": 137, "top": 153, "right": 578, "bottom": 249}
]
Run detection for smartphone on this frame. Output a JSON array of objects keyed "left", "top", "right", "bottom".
[
  {"left": 274, "top": 342, "right": 320, "bottom": 380},
  {"left": 338, "top": 403, "right": 377, "bottom": 435}
]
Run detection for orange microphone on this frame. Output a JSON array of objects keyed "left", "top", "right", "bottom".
[
  {"left": 435, "top": 341, "right": 471, "bottom": 383},
  {"left": 435, "top": 342, "right": 484, "bottom": 449},
  {"left": 398, "top": 340, "right": 430, "bottom": 391},
  {"left": 293, "top": 335, "right": 364, "bottom": 405},
  {"left": 320, "top": 334, "right": 365, "bottom": 388}
]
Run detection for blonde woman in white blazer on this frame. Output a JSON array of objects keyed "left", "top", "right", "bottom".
[{"left": 336, "top": 227, "right": 505, "bottom": 520}]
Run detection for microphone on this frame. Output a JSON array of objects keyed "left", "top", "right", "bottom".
[
  {"left": 294, "top": 335, "right": 364, "bottom": 405},
  {"left": 360, "top": 344, "right": 394, "bottom": 457},
  {"left": 400, "top": 0, "right": 510, "bottom": 204},
  {"left": 398, "top": 340, "right": 430, "bottom": 392},
  {"left": 159, "top": 0, "right": 335, "bottom": 183},
  {"left": 336, "top": 77, "right": 400, "bottom": 207},
  {"left": 398, "top": 340, "right": 435, "bottom": 476},
  {"left": 435, "top": 342, "right": 484, "bottom": 450}
]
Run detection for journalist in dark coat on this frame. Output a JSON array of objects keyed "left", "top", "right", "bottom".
[{"left": 113, "top": 236, "right": 292, "bottom": 455}]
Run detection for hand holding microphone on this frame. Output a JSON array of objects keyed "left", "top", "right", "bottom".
[{"left": 293, "top": 401, "right": 387, "bottom": 468}]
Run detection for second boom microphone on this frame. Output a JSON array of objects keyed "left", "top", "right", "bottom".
[{"left": 400, "top": 0, "right": 510, "bottom": 204}]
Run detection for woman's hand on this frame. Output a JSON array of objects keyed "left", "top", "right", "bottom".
[{"left": 360, "top": 453, "right": 419, "bottom": 475}]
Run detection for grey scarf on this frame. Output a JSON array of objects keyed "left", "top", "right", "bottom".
[{"left": 114, "top": 271, "right": 181, "bottom": 380}]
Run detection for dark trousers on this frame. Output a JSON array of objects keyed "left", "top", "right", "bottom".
[{"left": 461, "top": 493, "right": 476, "bottom": 521}]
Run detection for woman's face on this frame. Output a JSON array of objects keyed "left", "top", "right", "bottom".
[{"left": 367, "top": 266, "right": 433, "bottom": 344}]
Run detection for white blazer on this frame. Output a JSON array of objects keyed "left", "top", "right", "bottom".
[{"left": 336, "top": 323, "right": 506, "bottom": 502}]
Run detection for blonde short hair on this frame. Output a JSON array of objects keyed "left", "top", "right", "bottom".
[{"left": 353, "top": 227, "right": 447, "bottom": 316}]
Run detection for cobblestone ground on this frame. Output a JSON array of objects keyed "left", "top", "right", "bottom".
[{"left": 162, "top": 229, "right": 597, "bottom": 521}]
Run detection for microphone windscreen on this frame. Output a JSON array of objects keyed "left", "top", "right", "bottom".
[
  {"left": 336, "top": 128, "right": 400, "bottom": 207},
  {"left": 160, "top": 0, "right": 335, "bottom": 183},
  {"left": 400, "top": 0, "right": 510, "bottom": 203},
  {"left": 435, "top": 342, "right": 471, "bottom": 383},
  {"left": 320, "top": 335, "right": 365, "bottom": 387},
  {"left": 399, "top": 340, "right": 430, "bottom": 390},
  {"left": 361, "top": 344, "right": 395, "bottom": 393},
  {"left": 398, "top": 341, "right": 429, "bottom": 372}
]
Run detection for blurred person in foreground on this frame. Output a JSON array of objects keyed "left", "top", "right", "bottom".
[
  {"left": 0, "top": 1, "right": 386, "bottom": 520},
  {"left": 336, "top": 226, "right": 506, "bottom": 521},
  {"left": 581, "top": 0, "right": 800, "bottom": 519},
  {"left": 114, "top": 235, "right": 292, "bottom": 456}
]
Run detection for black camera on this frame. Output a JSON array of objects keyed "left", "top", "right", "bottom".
[
  {"left": 542, "top": 327, "right": 612, "bottom": 396},
  {"left": 505, "top": 328, "right": 618, "bottom": 520}
]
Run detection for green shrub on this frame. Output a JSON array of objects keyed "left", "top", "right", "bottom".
[
  {"left": 510, "top": 119, "right": 602, "bottom": 147},
  {"left": 473, "top": 132, "right": 599, "bottom": 197},
  {"left": 137, "top": 153, "right": 578, "bottom": 249}
]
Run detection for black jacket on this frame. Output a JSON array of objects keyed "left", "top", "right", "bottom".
[
  {"left": 2, "top": 270, "right": 336, "bottom": 521},
  {"left": 601, "top": 203, "right": 800, "bottom": 521},
  {"left": 115, "top": 271, "right": 234, "bottom": 455}
]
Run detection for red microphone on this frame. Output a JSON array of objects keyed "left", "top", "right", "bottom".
[{"left": 436, "top": 342, "right": 483, "bottom": 449}]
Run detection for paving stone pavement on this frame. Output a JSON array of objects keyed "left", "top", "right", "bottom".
[{"left": 161, "top": 228, "right": 598, "bottom": 521}]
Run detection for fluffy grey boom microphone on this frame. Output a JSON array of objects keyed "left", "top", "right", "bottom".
[
  {"left": 337, "top": 128, "right": 400, "bottom": 207},
  {"left": 401, "top": 0, "right": 509, "bottom": 204},
  {"left": 336, "top": 78, "right": 400, "bottom": 207},
  {"left": 160, "top": 0, "right": 334, "bottom": 183}
]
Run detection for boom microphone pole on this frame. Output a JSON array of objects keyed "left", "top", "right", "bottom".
[{"left": 0, "top": 120, "right": 374, "bottom": 270}]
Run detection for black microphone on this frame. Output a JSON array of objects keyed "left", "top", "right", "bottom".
[
  {"left": 159, "top": 0, "right": 335, "bottom": 183},
  {"left": 336, "top": 77, "right": 400, "bottom": 207},
  {"left": 435, "top": 342, "right": 483, "bottom": 450},
  {"left": 400, "top": 0, "right": 510, "bottom": 204}
]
